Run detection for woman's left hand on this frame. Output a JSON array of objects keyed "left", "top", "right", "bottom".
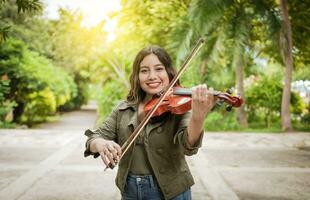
[{"left": 191, "top": 84, "right": 216, "bottom": 120}]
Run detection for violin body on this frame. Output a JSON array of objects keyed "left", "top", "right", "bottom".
[
  {"left": 144, "top": 87, "right": 243, "bottom": 117},
  {"left": 144, "top": 94, "right": 192, "bottom": 116}
]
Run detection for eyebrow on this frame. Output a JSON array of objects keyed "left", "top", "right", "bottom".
[{"left": 140, "top": 63, "right": 164, "bottom": 68}]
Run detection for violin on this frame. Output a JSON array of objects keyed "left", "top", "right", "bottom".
[{"left": 144, "top": 87, "right": 243, "bottom": 117}]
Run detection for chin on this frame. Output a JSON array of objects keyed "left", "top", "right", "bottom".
[{"left": 146, "top": 88, "right": 163, "bottom": 95}]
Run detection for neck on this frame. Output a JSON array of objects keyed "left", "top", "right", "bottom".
[
  {"left": 142, "top": 94, "right": 153, "bottom": 104},
  {"left": 173, "top": 88, "right": 220, "bottom": 96}
]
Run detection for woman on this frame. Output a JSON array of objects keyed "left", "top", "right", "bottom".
[{"left": 84, "top": 45, "right": 216, "bottom": 200}]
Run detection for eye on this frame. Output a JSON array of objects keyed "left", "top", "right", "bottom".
[
  {"left": 155, "top": 67, "right": 165, "bottom": 71},
  {"left": 140, "top": 68, "right": 149, "bottom": 74}
]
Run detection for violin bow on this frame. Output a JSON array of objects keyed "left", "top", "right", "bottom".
[{"left": 105, "top": 38, "right": 205, "bottom": 170}]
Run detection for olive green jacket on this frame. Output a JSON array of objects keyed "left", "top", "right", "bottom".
[{"left": 84, "top": 100, "right": 203, "bottom": 199}]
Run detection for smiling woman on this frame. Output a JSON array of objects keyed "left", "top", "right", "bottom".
[
  {"left": 84, "top": 44, "right": 217, "bottom": 200},
  {"left": 43, "top": 0, "right": 121, "bottom": 41}
]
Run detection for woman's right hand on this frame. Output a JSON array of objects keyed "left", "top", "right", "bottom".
[{"left": 91, "top": 138, "right": 122, "bottom": 167}]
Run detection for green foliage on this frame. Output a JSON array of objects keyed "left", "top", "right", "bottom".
[
  {"left": 289, "top": 0, "right": 310, "bottom": 65},
  {"left": 49, "top": 9, "right": 107, "bottom": 71},
  {"left": 59, "top": 73, "right": 87, "bottom": 111},
  {"left": 300, "top": 112, "right": 310, "bottom": 131},
  {"left": 113, "top": 0, "right": 190, "bottom": 58},
  {"left": 0, "top": 0, "right": 308, "bottom": 131},
  {"left": 20, "top": 88, "right": 56, "bottom": 126},
  {"left": 294, "top": 65, "right": 310, "bottom": 81},
  {"left": 97, "top": 80, "right": 127, "bottom": 124},
  {"left": 204, "top": 110, "right": 240, "bottom": 131},
  {"left": 0, "top": 77, "right": 17, "bottom": 127},
  {"left": 0, "top": 24, "right": 9, "bottom": 41},
  {"left": 15, "top": 0, "right": 42, "bottom": 13},
  {"left": 41, "top": 9, "right": 108, "bottom": 108},
  {"left": 290, "top": 91, "right": 304, "bottom": 115},
  {"left": 0, "top": 0, "right": 42, "bottom": 43},
  {"left": 293, "top": 103, "right": 310, "bottom": 131},
  {"left": 0, "top": 38, "right": 77, "bottom": 126},
  {"left": 246, "top": 74, "right": 305, "bottom": 129},
  {"left": 1, "top": 6, "right": 106, "bottom": 111},
  {"left": 246, "top": 75, "right": 282, "bottom": 128},
  {"left": 21, "top": 50, "right": 77, "bottom": 107}
]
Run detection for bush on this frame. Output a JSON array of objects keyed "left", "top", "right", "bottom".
[
  {"left": 0, "top": 38, "right": 77, "bottom": 126},
  {"left": 298, "top": 104, "right": 310, "bottom": 131},
  {"left": 0, "top": 76, "right": 17, "bottom": 127},
  {"left": 59, "top": 72, "right": 87, "bottom": 111},
  {"left": 97, "top": 80, "right": 127, "bottom": 124},
  {"left": 246, "top": 74, "right": 305, "bottom": 129},
  {"left": 20, "top": 88, "right": 56, "bottom": 126},
  {"left": 204, "top": 109, "right": 240, "bottom": 131},
  {"left": 21, "top": 50, "right": 77, "bottom": 108}
]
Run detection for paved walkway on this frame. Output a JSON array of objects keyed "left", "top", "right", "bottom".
[{"left": 0, "top": 105, "right": 309, "bottom": 200}]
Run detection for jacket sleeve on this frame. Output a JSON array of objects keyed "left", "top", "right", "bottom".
[
  {"left": 173, "top": 111, "right": 204, "bottom": 156},
  {"left": 84, "top": 104, "right": 119, "bottom": 158}
]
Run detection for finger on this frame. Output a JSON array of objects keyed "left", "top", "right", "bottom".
[
  {"left": 99, "top": 152, "right": 110, "bottom": 167},
  {"left": 167, "top": 87, "right": 173, "bottom": 96},
  {"left": 198, "top": 85, "right": 203, "bottom": 103},
  {"left": 113, "top": 143, "right": 122, "bottom": 158},
  {"left": 105, "top": 150, "right": 116, "bottom": 166},
  {"left": 107, "top": 145, "right": 119, "bottom": 161},
  {"left": 98, "top": 146, "right": 108, "bottom": 156},
  {"left": 191, "top": 86, "right": 198, "bottom": 101},
  {"left": 202, "top": 85, "right": 208, "bottom": 102}
]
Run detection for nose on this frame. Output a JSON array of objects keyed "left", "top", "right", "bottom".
[{"left": 147, "top": 69, "right": 156, "bottom": 80}]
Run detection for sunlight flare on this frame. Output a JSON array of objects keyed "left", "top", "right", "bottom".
[{"left": 43, "top": 0, "right": 121, "bottom": 42}]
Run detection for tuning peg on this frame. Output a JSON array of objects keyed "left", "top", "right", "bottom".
[
  {"left": 226, "top": 88, "right": 233, "bottom": 94},
  {"left": 226, "top": 105, "right": 232, "bottom": 112}
]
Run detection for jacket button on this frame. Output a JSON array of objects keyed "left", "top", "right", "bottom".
[
  {"left": 156, "top": 148, "right": 164, "bottom": 153},
  {"left": 157, "top": 127, "right": 163, "bottom": 133}
]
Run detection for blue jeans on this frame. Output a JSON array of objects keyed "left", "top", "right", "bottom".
[{"left": 121, "top": 174, "right": 192, "bottom": 200}]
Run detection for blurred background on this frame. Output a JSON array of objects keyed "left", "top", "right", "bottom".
[{"left": 0, "top": 0, "right": 309, "bottom": 132}]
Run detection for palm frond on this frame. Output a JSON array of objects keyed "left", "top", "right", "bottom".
[
  {"left": 16, "top": 0, "right": 42, "bottom": 13},
  {"left": 0, "top": 24, "right": 10, "bottom": 43},
  {"left": 252, "top": 0, "right": 281, "bottom": 40},
  {"left": 101, "top": 51, "right": 130, "bottom": 89},
  {"left": 189, "top": 0, "right": 234, "bottom": 34}
]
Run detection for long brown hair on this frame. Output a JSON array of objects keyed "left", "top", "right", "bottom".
[{"left": 126, "top": 45, "right": 179, "bottom": 104}]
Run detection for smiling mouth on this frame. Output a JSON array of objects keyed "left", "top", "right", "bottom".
[{"left": 147, "top": 82, "right": 161, "bottom": 88}]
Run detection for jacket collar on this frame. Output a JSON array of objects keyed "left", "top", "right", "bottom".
[
  {"left": 117, "top": 101, "right": 138, "bottom": 129},
  {"left": 119, "top": 100, "right": 169, "bottom": 134},
  {"left": 118, "top": 100, "right": 137, "bottom": 111}
]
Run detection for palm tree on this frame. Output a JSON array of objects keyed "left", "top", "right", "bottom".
[{"left": 171, "top": 0, "right": 282, "bottom": 128}]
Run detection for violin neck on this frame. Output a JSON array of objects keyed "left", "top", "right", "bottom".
[{"left": 173, "top": 88, "right": 220, "bottom": 96}]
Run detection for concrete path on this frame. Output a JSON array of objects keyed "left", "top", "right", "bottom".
[{"left": 0, "top": 104, "right": 309, "bottom": 200}]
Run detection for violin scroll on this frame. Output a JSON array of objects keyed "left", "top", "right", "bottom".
[{"left": 216, "top": 91, "right": 243, "bottom": 108}]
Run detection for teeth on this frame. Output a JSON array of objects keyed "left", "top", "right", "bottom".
[{"left": 148, "top": 83, "right": 160, "bottom": 88}]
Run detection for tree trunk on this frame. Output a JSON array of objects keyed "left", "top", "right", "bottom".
[
  {"left": 280, "top": 0, "right": 293, "bottom": 132},
  {"left": 234, "top": 52, "right": 248, "bottom": 128}
]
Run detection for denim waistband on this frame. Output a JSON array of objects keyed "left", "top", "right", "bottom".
[{"left": 127, "top": 173, "right": 156, "bottom": 188}]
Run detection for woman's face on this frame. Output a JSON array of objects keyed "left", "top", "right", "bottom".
[{"left": 139, "top": 54, "right": 169, "bottom": 98}]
